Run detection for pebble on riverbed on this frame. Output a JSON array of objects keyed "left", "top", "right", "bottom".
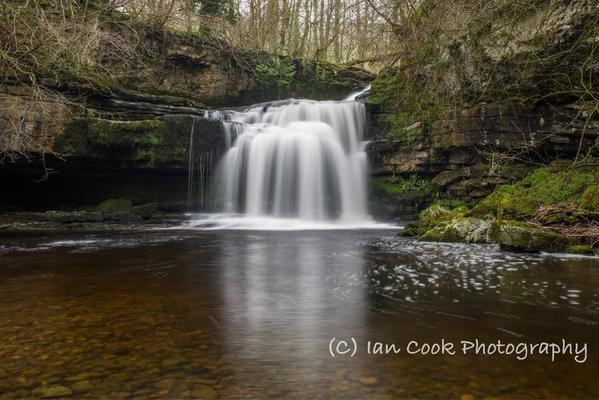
[{"left": 32, "top": 385, "right": 73, "bottom": 398}]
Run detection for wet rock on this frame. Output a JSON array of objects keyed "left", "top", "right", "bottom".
[
  {"left": 396, "top": 222, "right": 419, "bottom": 237},
  {"left": 431, "top": 169, "right": 468, "bottom": 188},
  {"left": 419, "top": 217, "right": 491, "bottom": 244},
  {"left": 487, "top": 220, "right": 567, "bottom": 252},
  {"left": 97, "top": 199, "right": 139, "bottom": 222},
  {"left": 44, "top": 210, "right": 104, "bottom": 223},
  {"left": 565, "top": 245, "right": 597, "bottom": 255},
  {"left": 132, "top": 203, "right": 160, "bottom": 220}
]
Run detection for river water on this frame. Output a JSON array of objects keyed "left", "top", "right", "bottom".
[{"left": 1, "top": 228, "right": 598, "bottom": 398}]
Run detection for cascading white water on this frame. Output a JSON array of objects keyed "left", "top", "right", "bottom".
[{"left": 210, "top": 98, "right": 370, "bottom": 222}]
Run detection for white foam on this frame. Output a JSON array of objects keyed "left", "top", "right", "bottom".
[{"left": 179, "top": 213, "right": 399, "bottom": 231}]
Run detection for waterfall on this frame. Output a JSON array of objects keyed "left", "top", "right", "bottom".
[
  {"left": 344, "top": 85, "right": 370, "bottom": 101},
  {"left": 209, "top": 98, "right": 370, "bottom": 222}
]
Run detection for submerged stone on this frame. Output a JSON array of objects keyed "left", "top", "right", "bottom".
[
  {"left": 487, "top": 220, "right": 567, "bottom": 253},
  {"left": 44, "top": 210, "right": 103, "bottom": 223},
  {"left": 70, "top": 380, "right": 92, "bottom": 393},
  {"left": 33, "top": 385, "right": 73, "bottom": 398},
  {"left": 191, "top": 385, "right": 218, "bottom": 399}
]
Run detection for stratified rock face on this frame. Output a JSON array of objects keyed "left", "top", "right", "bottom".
[
  {"left": 367, "top": 0, "right": 598, "bottom": 202},
  {"left": 369, "top": 104, "right": 599, "bottom": 201},
  {"left": 52, "top": 116, "right": 224, "bottom": 169},
  {"left": 371, "top": 107, "right": 599, "bottom": 203}
]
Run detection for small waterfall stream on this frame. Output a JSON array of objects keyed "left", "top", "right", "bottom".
[
  {"left": 187, "top": 116, "right": 216, "bottom": 211},
  {"left": 208, "top": 97, "right": 370, "bottom": 222}
]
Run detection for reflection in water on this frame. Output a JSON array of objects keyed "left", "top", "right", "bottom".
[
  {"left": 0, "top": 230, "right": 598, "bottom": 398},
  {"left": 217, "top": 232, "right": 368, "bottom": 389}
]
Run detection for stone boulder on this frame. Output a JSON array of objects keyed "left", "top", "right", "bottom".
[
  {"left": 97, "top": 199, "right": 138, "bottom": 221},
  {"left": 419, "top": 217, "right": 491, "bottom": 244},
  {"left": 487, "top": 220, "right": 568, "bottom": 252}
]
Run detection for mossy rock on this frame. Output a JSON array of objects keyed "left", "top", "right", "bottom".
[
  {"left": 471, "top": 184, "right": 538, "bottom": 219},
  {"left": 487, "top": 220, "right": 568, "bottom": 253},
  {"left": 132, "top": 202, "right": 159, "bottom": 220},
  {"left": 418, "top": 217, "right": 491, "bottom": 244},
  {"left": 397, "top": 222, "right": 419, "bottom": 237},
  {"left": 418, "top": 204, "right": 453, "bottom": 229},
  {"left": 98, "top": 199, "right": 132, "bottom": 213},
  {"left": 417, "top": 203, "right": 469, "bottom": 234},
  {"left": 97, "top": 199, "right": 138, "bottom": 221},
  {"left": 43, "top": 211, "right": 104, "bottom": 223},
  {"left": 54, "top": 115, "right": 221, "bottom": 168},
  {"left": 565, "top": 245, "right": 596, "bottom": 255},
  {"left": 580, "top": 185, "right": 599, "bottom": 212}
]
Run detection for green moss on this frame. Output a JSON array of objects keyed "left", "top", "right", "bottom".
[
  {"left": 132, "top": 202, "right": 159, "bottom": 220},
  {"left": 53, "top": 115, "right": 206, "bottom": 166},
  {"left": 418, "top": 217, "right": 491, "bottom": 244},
  {"left": 98, "top": 199, "right": 133, "bottom": 214},
  {"left": 472, "top": 166, "right": 599, "bottom": 219},
  {"left": 368, "top": 62, "right": 444, "bottom": 144},
  {"left": 487, "top": 220, "right": 568, "bottom": 253},
  {"left": 419, "top": 204, "right": 453, "bottom": 228},
  {"left": 254, "top": 56, "right": 296, "bottom": 90},
  {"left": 397, "top": 222, "right": 419, "bottom": 237},
  {"left": 436, "top": 197, "right": 466, "bottom": 210},
  {"left": 97, "top": 198, "right": 139, "bottom": 222},
  {"left": 472, "top": 184, "right": 538, "bottom": 219},
  {"left": 88, "top": 119, "right": 165, "bottom": 147},
  {"left": 580, "top": 185, "right": 599, "bottom": 212},
  {"left": 565, "top": 245, "right": 596, "bottom": 255},
  {"left": 417, "top": 202, "right": 470, "bottom": 234},
  {"left": 374, "top": 176, "right": 431, "bottom": 194},
  {"left": 54, "top": 119, "right": 91, "bottom": 155}
]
